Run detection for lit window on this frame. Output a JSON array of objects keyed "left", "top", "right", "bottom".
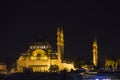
[
  {"left": 33, "top": 46, "right": 35, "bottom": 49},
  {"left": 44, "top": 56, "right": 48, "bottom": 60},
  {"left": 30, "top": 46, "right": 32, "bottom": 49},
  {"left": 43, "top": 46, "right": 45, "bottom": 49}
]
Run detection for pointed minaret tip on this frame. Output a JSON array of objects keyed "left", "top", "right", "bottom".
[
  {"left": 57, "top": 24, "right": 63, "bottom": 33},
  {"left": 93, "top": 36, "right": 97, "bottom": 43},
  {"left": 95, "top": 37, "right": 97, "bottom": 42},
  {"left": 93, "top": 36, "right": 97, "bottom": 46},
  {"left": 57, "top": 27, "right": 60, "bottom": 32}
]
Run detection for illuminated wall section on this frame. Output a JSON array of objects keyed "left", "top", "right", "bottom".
[{"left": 0, "top": 63, "right": 7, "bottom": 71}]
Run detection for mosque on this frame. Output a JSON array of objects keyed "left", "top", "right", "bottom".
[{"left": 16, "top": 27, "right": 75, "bottom": 72}]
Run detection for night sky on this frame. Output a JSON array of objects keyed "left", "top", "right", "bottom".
[{"left": 1, "top": 0, "right": 120, "bottom": 62}]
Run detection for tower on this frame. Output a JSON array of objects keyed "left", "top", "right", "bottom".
[
  {"left": 57, "top": 26, "right": 64, "bottom": 63},
  {"left": 60, "top": 27, "right": 64, "bottom": 60},
  {"left": 93, "top": 38, "right": 98, "bottom": 66}
]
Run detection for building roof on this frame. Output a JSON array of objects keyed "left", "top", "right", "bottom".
[{"left": 33, "top": 38, "right": 50, "bottom": 45}]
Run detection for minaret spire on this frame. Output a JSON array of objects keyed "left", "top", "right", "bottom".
[
  {"left": 57, "top": 25, "right": 64, "bottom": 63},
  {"left": 60, "top": 25, "right": 64, "bottom": 60},
  {"left": 93, "top": 37, "right": 98, "bottom": 66},
  {"left": 57, "top": 26, "right": 61, "bottom": 63}
]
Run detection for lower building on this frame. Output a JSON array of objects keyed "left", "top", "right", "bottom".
[{"left": 0, "top": 62, "right": 7, "bottom": 74}]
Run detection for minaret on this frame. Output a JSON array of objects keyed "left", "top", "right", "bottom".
[
  {"left": 60, "top": 27, "right": 64, "bottom": 60},
  {"left": 57, "top": 27, "right": 62, "bottom": 63},
  {"left": 57, "top": 26, "right": 64, "bottom": 63},
  {"left": 93, "top": 37, "right": 98, "bottom": 66}
]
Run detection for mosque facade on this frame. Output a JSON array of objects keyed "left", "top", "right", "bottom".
[{"left": 16, "top": 27, "right": 75, "bottom": 72}]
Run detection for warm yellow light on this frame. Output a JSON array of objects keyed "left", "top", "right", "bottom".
[
  {"left": 30, "top": 56, "right": 36, "bottom": 60},
  {"left": 16, "top": 27, "right": 76, "bottom": 73},
  {"left": 44, "top": 56, "right": 48, "bottom": 60}
]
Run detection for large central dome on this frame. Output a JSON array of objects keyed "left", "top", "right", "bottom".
[
  {"left": 33, "top": 38, "right": 50, "bottom": 45},
  {"left": 28, "top": 38, "right": 52, "bottom": 50}
]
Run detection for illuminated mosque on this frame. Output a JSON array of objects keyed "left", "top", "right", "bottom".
[{"left": 16, "top": 27, "right": 75, "bottom": 72}]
